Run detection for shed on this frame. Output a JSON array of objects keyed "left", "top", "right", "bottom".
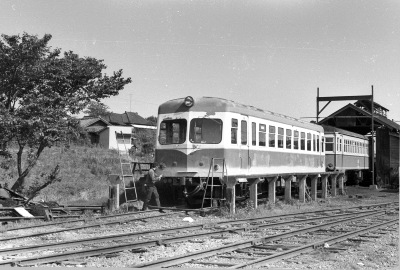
[{"left": 318, "top": 100, "right": 399, "bottom": 187}]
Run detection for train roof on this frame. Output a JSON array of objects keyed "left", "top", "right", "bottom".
[
  {"left": 158, "top": 96, "right": 324, "bottom": 132},
  {"left": 321, "top": 125, "right": 368, "bottom": 139}
]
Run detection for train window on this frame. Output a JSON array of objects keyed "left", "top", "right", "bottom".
[
  {"left": 278, "top": 128, "right": 284, "bottom": 148},
  {"left": 241, "top": 120, "right": 247, "bottom": 145},
  {"left": 300, "top": 132, "right": 305, "bottom": 150},
  {"left": 337, "top": 138, "right": 342, "bottom": 152},
  {"left": 159, "top": 119, "right": 187, "bottom": 145},
  {"left": 294, "top": 131, "right": 299, "bottom": 150},
  {"left": 325, "top": 137, "right": 334, "bottom": 151},
  {"left": 306, "top": 133, "right": 311, "bottom": 151},
  {"left": 313, "top": 134, "right": 316, "bottom": 152},
  {"left": 259, "top": 124, "right": 266, "bottom": 146},
  {"left": 286, "top": 129, "right": 292, "bottom": 149},
  {"left": 252, "top": 122, "right": 256, "bottom": 146},
  {"left": 317, "top": 135, "right": 320, "bottom": 152},
  {"left": 231, "top": 119, "right": 238, "bottom": 144},
  {"left": 269, "top": 126, "right": 276, "bottom": 147},
  {"left": 321, "top": 136, "right": 325, "bottom": 152},
  {"left": 189, "top": 118, "right": 223, "bottom": 144}
]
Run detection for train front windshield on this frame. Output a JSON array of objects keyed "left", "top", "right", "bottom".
[
  {"left": 159, "top": 118, "right": 223, "bottom": 145},
  {"left": 189, "top": 118, "right": 222, "bottom": 144},
  {"left": 159, "top": 119, "right": 187, "bottom": 145}
]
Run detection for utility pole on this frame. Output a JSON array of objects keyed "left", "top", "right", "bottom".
[{"left": 129, "top": 94, "right": 132, "bottom": 112}]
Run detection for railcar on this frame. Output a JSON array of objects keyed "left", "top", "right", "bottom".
[
  {"left": 322, "top": 125, "right": 370, "bottom": 171},
  {"left": 154, "top": 96, "right": 326, "bottom": 206}
]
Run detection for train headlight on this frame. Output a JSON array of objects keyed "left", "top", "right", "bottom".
[
  {"left": 184, "top": 96, "right": 194, "bottom": 107},
  {"left": 214, "top": 164, "right": 220, "bottom": 171}
]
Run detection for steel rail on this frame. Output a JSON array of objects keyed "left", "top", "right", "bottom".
[
  {"left": 0, "top": 212, "right": 176, "bottom": 242},
  {"left": 0, "top": 207, "right": 388, "bottom": 256},
  {"left": 1, "top": 209, "right": 160, "bottom": 232},
  {"left": 230, "top": 218, "right": 399, "bottom": 268},
  {"left": 0, "top": 201, "right": 394, "bottom": 232},
  {"left": 4, "top": 210, "right": 389, "bottom": 267},
  {"left": 132, "top": 211, "right": 394, "bottom": 268}
]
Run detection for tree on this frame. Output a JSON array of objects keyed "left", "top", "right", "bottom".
[
  {"left": 0, "top": 33, "right": 132, "bottom": 193},
  {"left": 145, "top": 116, "right": 157, "bottom": 126},
  {"left": 83, "top": 101, "right": 111, "bottom": 118}
]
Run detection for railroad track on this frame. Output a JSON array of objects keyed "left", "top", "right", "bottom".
[
  {"left": 135, "top": 210, "right": 398, "bottom": 268},
  {"left": 0, "top": 202, "right": 397, "bottom": 267}
]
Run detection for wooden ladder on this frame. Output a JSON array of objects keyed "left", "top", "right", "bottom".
[
  {"left": 115, "top": 131, "right": 138, "bottom": 207},
  {"left": 201, "top": 158, "right": 227, "bottom": 209}
]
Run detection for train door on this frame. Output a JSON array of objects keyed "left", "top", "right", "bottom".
[{"left": 239, "top": 116, "right": 250, "bottom": 172}]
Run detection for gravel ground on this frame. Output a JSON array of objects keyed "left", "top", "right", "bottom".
[{"left": 0, "top": 186, "right": 398, "bottom": 269}]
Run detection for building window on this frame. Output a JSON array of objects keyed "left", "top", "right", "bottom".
[
  {"left": 286, "top": 129, "right": 292, "bottom": 149},
  {"left": 269, "top": 126, "right": 276, "bottom": 147},
  {"left": 259, "top": 124, "right": 266, "bottom": 146},
  {"left": 278, "top": 127, "right": 284, "bottom": 148},
  {"left": 231, "top": 119, "right": 238, "bottom": 144}
]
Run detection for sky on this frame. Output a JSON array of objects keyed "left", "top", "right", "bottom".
[{"left": 1, "top": 0, "right": 399, "bottom": 122}]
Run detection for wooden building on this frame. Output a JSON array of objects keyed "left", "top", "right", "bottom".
[{"left": 318, "top": 100, "right": 399, "bottom": 187}]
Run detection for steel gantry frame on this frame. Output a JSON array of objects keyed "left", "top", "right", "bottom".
[{"left": 316, "top": 85, "right": 375, "bottom": 186}]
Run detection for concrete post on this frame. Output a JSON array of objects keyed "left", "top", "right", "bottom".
[
  {"left": 225, "top": 176, "right": 237, "bottom": 214},
  {"left": 284, "top": 175, "right": 294, "bottom": 202},
  {"left": 331, "top": 174, "right": 338, "bottom": 197},
  {"left": 108, "top": 184, "right": 120, "bottom": 211},
  {"left": 310, "top": 175, "right": 319, "bottom": 201},
  {"left": 268, "top": 176, "right": 279, "bottom": 204},
  {"left": 321, "top": 175, "right": 328, "bottom": 199},
  {"left": 248, "top": 178, "right": 262, "bottom": 209},
  {"left": 338, "top": 174, "right": 345, "bottom": 195},
  {"left": 298, "top": 175, "right": 308, "bottom": 203}
]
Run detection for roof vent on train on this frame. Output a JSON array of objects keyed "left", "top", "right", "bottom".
[{"left": 184, "top": 96, "right": 195, "bottom": 107}]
